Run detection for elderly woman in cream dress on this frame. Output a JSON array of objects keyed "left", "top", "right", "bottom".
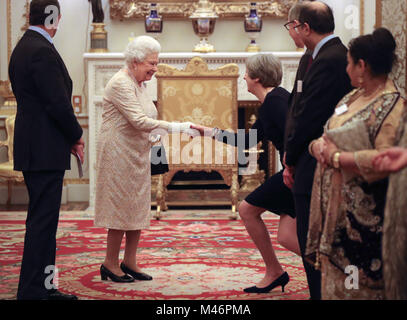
[{"left": 94, "top": 36, "right": 194, "bottom": 282}]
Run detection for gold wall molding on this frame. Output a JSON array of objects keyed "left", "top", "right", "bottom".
[
  {"left": 5, "top": 0, "right": 29, "bottom": 67},
  {"left": 375, "top": 0, "right": 382, "bottom": 29},
  {"left": 22, "top": 0, "right": 30, "bottom": 32},
  {"left": 0, "top": 0, "right": 16, "bottom": 108},
  {"left": 1, "top": 0, "right": 29, "bottom": 109},
  {"left": 376, "top": 0, "right": 407, "bottom": 97},
  {"left": 360, "top": 0, "right": 364, "bottom": 35},
  {"left": 109, "top": 0, "right": 295, "bottom": 20},
  {"left": 7, "top": 0, "right": 12, "bottom": 63}
]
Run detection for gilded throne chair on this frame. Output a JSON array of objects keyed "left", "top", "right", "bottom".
[
  {"left": 0, "top": 115, "right": 24, "bottom": 206},
  {"left": 154, "top": 57, "right": 240, "bottom": 219}
]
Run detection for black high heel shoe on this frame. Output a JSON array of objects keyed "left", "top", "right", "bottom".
[
  {"left": 100, "top": 264, "right": 134, "bottom": 282},
  {"left": 243, "top": 272, "right": 289, "bottom": 293},
  {"left": 120, "top": 262, "right": 153, "bottom": 281}
]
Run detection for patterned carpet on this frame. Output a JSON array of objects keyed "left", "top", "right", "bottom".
[{"left": 0, "top": 209, "right": 309, "bottom": 300}]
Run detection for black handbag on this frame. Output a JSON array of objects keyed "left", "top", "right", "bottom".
[{"left": 151, "top": 144, "right": 169, "bottom": 175}]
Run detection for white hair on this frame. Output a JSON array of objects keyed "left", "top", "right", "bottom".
[{"left": 124, "top": 35, "right": 161, "bottom": 67}]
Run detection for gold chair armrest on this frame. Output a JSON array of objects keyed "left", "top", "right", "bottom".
[{"left": 0, "top": 140, "right": 7, "bottom": 148}]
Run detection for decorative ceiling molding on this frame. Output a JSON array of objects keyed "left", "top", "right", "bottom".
[{"left": 109, "top": 0, "right": 296, "bottom": 20}]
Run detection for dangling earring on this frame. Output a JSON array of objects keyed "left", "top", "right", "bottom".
[{"left": 358, "top": 76, "right": 364, "bottom": 88}]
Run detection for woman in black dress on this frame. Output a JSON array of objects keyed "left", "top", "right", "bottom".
[{"left": 192, "top": 53, "right": 300, "bottom": 293}]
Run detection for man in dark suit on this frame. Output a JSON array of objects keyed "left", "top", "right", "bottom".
[
  {"left": 283, "top": 1, "right": 352, "bottom": 300},
  {"left": 284, "top": 2, "right": 313, "bottom": 151},
  {"left": 9, "top": 0, "right": 84, "bottom": 300}
]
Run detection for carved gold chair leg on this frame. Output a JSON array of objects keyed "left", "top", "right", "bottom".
[
  {"left": 155, "top": 174, "right": 168, "bottom": 220},
  {"left": 230, "top": 204, "right": 238, "bottom": 220},
  {"left": 229, "top": 170, "right": 239, "bottom": 220},
  {"left": 161, "top": 192, "right": 168, "bottom": 212},
  {"left": 155, "top": 205, "right": 161, "bottom": 220}
]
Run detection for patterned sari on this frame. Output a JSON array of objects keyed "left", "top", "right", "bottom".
[
  {"left": 383, "top": 104, "right": 407, "bottom": 300},
  {"left": 305, "top": 79, "right": 404, "bottom": 299}
]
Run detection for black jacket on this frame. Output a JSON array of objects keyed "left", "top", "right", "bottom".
[
  {"left": 284, "top": 37, "right": 352, "bottom": 194},
  {"left": 218, "top": 87, "right": 290, "bottom": 164},
  {"left": 9, "top": 30, "right": 83, "bottom": 171},
  {"left": 284, "top": 49, "right": 313, "bottom": 152}
]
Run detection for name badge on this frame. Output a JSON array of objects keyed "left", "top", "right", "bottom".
[
  {"left": 335, "top": 104, "right": 348, "bottom": 115},
  {"left": 297, "top": 80, "right": 303, "bottom": 93}
]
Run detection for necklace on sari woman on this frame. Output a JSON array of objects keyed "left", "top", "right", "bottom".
[{"left": 347, "top": 80, "right": 395, "bottom": 111}]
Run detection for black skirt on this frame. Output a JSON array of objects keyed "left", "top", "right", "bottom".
[{"left": 245, "top": 170, "right": 296, "bottom": 218}]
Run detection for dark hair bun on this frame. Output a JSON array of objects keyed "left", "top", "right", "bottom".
[
  {"left": 349, "top": 27, "right": 397, "bottom": 76},
  {"left": 372, "top": 27, "right": 396, "bottom": 54}
]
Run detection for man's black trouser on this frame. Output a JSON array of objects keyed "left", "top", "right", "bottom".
[{"left": 17, "top": 170, "right": 65, "bottom": 300}]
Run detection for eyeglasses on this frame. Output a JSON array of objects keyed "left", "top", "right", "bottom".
[{"left": 284, "top": 21, "right": 303, "bottom": 30}]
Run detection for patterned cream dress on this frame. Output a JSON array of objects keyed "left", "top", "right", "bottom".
[{"left": 94, "top": 68, "right": 170, "bottom": 230}]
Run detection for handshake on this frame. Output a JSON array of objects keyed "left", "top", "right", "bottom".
[{"left": 168, "top": 122, "right": 215, "bottom": 137}]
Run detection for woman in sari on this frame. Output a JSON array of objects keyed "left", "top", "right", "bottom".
[
  {"left": 306, "top": 28, "right": 405, "bottom": 299},
  {"left": 373, "top": 111, "right": 407, "bottom": 300}
]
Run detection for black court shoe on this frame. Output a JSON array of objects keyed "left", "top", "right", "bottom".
[
  {"left": 243, "top": 272, "right": 289, "bottom": 293},
  {"left": 100, "top": 264, "right": 134, "bottom": 283},
  {"left": 120, "top": 262, "right": 153, "bottom": 281},
  {"left": 46, "top": 289, "right": 78, "bottom": 300}
]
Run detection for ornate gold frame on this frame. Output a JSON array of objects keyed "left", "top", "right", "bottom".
[
  {"left": 359, "top": 0, "right": 364, "bottom": 34},
  {"left": 7, "top": 0, "right": 12, "bottom": 63},
  {"left": 375, "top": 0, "right": 407, "bottom": 96},
  {"left": 0, "top": 0, "right": 29, "bottom": 112},
  {"left": 109, "top": 0, "right": 296, "bottom": 20},
  {"left": 375, "top": 0, "right": 381, "bottom": 28},
  {"left": 4, "top": 0, "right": 29, "bottom": 68}
]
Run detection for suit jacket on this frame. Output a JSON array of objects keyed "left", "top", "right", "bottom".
[
  {"left": 284, "top": 37, "right": 352, "bottom": 195},
  {"left": 9, "top": 30, "right": 83, "bottom": 171},
  {"left": 219, "top": 87, "right": 290, "bottom": 164},
  {"left": 284, "top": 49, "right": 313, "bottom": 152}
]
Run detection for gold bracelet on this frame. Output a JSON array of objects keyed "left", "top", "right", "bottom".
[{"left": 331, "top": 151, "right": 341, "bottom": 168}]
